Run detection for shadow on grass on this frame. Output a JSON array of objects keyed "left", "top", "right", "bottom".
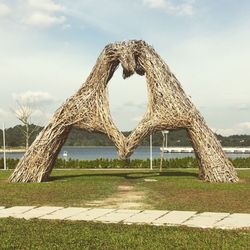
[{"left": 49, "top": 170, "right": 198, "bottom": 182}]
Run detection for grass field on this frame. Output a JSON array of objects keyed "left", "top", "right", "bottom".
[
  {"left": 0, "top": 169, "right": 250, "bottom": 212},
  {"left": 1, "top": 169, "right": 250, "bottom": 249},
  {"left": 0, "top": 218, "right": 249, "bottom": 249}
]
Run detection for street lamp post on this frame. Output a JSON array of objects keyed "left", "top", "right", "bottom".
[
  {"left": 2, "top": 123, "right": 7, "bottom": 170},
  {"left": 160, "top": 130, "right": 169, "bottom": 171},
  {"left": 163, "top": 130, "right": 169, "bottom": 148},
  {"left": 150, "top": 134, "right": 153, "bottom": 170}
]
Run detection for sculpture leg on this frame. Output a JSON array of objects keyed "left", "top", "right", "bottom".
[
  {"left": 9, "top": 120, "right": 71, "bottom": 182},
  {"left": 187, "top": 116, "right": 238, "bottom": 182}
]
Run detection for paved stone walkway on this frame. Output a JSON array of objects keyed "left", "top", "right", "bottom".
[{"left": 0, "top": 206, "right": 249, "bottom": 229}]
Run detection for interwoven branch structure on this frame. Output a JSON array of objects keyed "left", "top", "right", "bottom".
[{"left": 9, "top": 40, "right": 239, "bottom": 183}]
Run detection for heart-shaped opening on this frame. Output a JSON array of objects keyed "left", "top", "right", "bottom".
[{"left": 108, "top": 66, "right": 147, "bottom": 135}]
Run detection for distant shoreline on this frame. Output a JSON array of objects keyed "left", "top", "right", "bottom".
[
  {"left": 0, "top": 146, "right": 156, "bottom": 153},
  {"left": 0, "top": 145, "right": 250, "bottom": 154},
  {"left": 0, "top": 149, "right": 26, "bottom": 153}
]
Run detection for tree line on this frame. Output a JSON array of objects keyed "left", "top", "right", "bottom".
[{"left": 0, "top": 124, "right": 250, "bottom": 148}]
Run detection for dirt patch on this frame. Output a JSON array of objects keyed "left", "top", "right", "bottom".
[
  {"left": 118, "top": 185, "right": 134, "bottom": 191},
  {"left": 85, "top": 185, "right": 150, "bottom": 209},
  {"left": 144, "top": 178, "right": 158, "bottom": 182}
]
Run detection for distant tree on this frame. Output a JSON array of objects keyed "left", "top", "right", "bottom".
[{"left": 13, "top": 103, "right": 38, "bottom": 150}]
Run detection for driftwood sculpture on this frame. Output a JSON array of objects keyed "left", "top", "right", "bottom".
[{"left": 9, "top": 40, "right": 238, "bottom": 183}]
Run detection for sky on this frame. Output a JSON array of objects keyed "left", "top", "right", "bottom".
[{"left": 0, "top": 0, "right": 250, "bottom": 135}]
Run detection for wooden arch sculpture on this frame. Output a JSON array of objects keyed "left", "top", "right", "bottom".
[{"left": 9, "top": 40, "right": 238, "bottom": 183}]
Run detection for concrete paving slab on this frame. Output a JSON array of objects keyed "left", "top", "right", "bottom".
[
  {"left": 40, "top": 207, "right": 90, "bottom": 220},
  {"left": 153, "top": 211, "right": 197, "bottom": 225},
  {"left": 2, "top": 206, "right": 250, "bottom": 230},
  {"left": 14, "top": 206, "right": 63, "bottom": 219},
  {"left": 215, "top": 213, "right": 250, "bottom": 229},
  {"left": 183, "top": 212, "right": 230, "bottom": 228},
  {"left": 67, "top": 208, "right": 116, "bottom": 221},
  {"left": 124, "top": 210, "right": 168, "bottom": 224},
  {"left": 0, "top": 206, "right": 35, "bottom": 218},
  {"left": 96, "top": 209, "right": 141, "bottom": 223},
  {"left": 111, "top": 209, "right": 141, "bottom": 214}
]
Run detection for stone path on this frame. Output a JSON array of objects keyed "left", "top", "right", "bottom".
[{"left": 0, "top": 206, "right": 249, "bottom": 229}]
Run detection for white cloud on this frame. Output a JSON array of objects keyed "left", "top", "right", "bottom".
[
  {"left": 0, "top": 108, "right": 9, "bottom": 117},
  {"left": 239, "top": 122, "right": 250, "bottom": 130},
  {"left": 213, "top": 122, "right": 250, "bottom": 136},
  {"left": 12, "top": 91, "right": 57, "bottom": 106},
  {"left": 143, "top": 0, "right": 195, "bottom": 16},
  {"left": 32, "top": 108, "right": 52, "bottom": 125},
  {"left": 11, "top": 91, "right": 57, "bottom": 125},
  {"left": 0, "top": 2, "right": 11, "bottom": 17},
  {"left": 22, "top": 0, "right": 66, "bottom": 28},
  {"left": 13, "top": 106, "right": 52, "bottom": 126},
  {"left": 144, "top": 0, "right": 166, "bottom": 8},
  {"left": 62, "top": 23, "right": 71, "bottom": 30},
  {"left": 25, "top": 12, "right": 65, "bottom": 27},
  {"left": 27, "top": 0, "right": 65, "bottom": 13},
  {"left": 236, "top": 103, "right": 250, "bottom": 111},
  {"left": 0, "top": 108, "right": 13, "bottom": 126},
  {"left": 132, "top": 115, "right": 144, "bottom": 122}
]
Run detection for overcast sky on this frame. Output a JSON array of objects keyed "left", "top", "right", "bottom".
[{"left": 0, "top": 0, "right": 250, "bottom": 135}]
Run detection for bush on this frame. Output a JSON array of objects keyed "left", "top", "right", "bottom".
[
  {"left": 1, "top": 156, "right": 250, "bottom": 169},
  {"left": 0, "top": 158, "right": 19, "bottom": 169}
]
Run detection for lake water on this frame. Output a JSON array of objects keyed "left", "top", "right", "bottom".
[{"left": 1, "top": 146, "right": 250, "bottom": 160}]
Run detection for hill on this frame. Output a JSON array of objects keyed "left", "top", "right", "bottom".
[{"left": 0, "top": 125, "right": 250, "bottom": 148}]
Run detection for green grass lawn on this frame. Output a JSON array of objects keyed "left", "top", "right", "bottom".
[
  {"left": 139, "top": 169, "right": 250, "bottom": 212},
  {"left": 0, "top": 218, "right": 249, "bottom": 250},
  {"left": 0, "top": 170, "right": 124, "bottom": 207},
  {"left": 0, "top": 169, "right": 250, "bottom": 212},
  {"left": 1, "top": 169, "right": 250, "bottom": 249}
]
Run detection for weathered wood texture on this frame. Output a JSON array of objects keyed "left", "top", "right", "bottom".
[{"left": 9, "top": 40, "right": 238, "bottom": 183}]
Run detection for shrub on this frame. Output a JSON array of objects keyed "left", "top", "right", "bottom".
[{"left": 1, "top": 157, "right": 250, "bottom": 169}]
